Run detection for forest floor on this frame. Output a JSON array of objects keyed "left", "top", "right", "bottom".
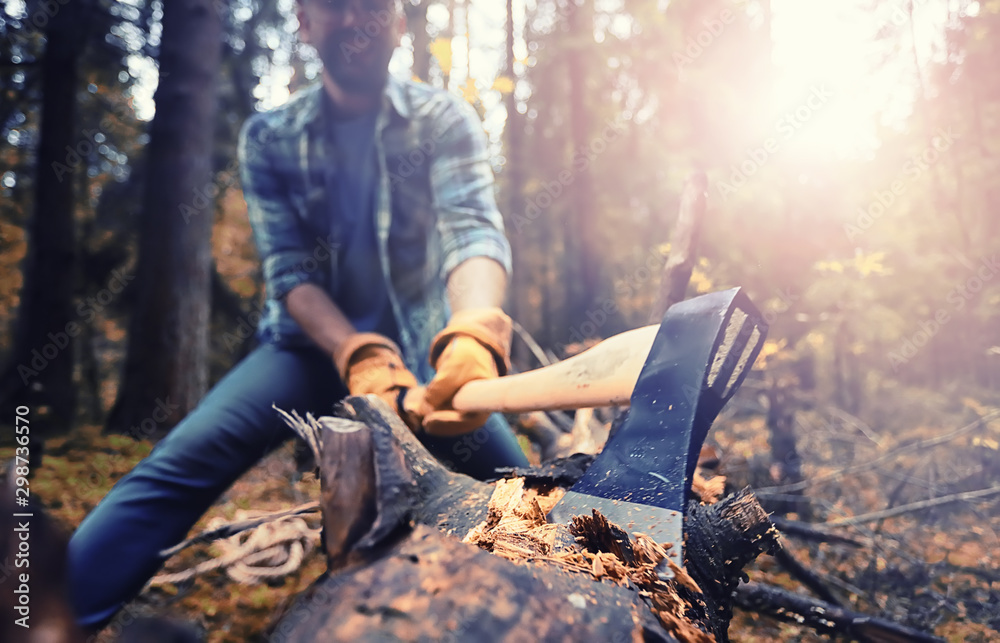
[{"left": 4, "top": 388, "right": 999, "bottom": 642}]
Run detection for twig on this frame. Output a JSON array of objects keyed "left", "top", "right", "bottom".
[
  {"left": 507, "top": 321, "right": 578, "bottom": 439},
  {"left": 769, "top": 516, "right": 863, "bottom": 547},
  {"left": 734, "top": 581, "right": 943, "bottom": 642},
  {"left": 771, "top": 546, "right": 843, "bottom": 606},
  {"left": 756, "top": 410, "right": 999, "bottom": 494},
  {"left": 511, "top": 318, "right": 554, "bottom": 367},
  {"left": 159, "top": 501, "right": 320, "bottom": 558},
  {"left": 823, "top": 485, "right": 1000, "bottom": 528},
  {"left": 824, "top": 404, "right": 881, "bottom": 445}
]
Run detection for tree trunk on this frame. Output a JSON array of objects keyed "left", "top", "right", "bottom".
[
  {"left": 649, "top": 172, "right": 708, "bottom": 323},
  {"left": 443, "top": 0, "right": 456, "bottom": 89},
  {"left": 504, "top": 0, "right": 530, "bottom": 363},
  {"left": 0, "top": 0, "right": 84, "bottom": 444},
  {"left": 106, "top": 0, "right": 222, "bottom": 435},
  {"left": 562, "top": 0, "right": 618, "bottom": 341},
  {"left": 564, "top": 0, "right": 594, "bottom": 331},
  {"left": 406, "top": 0, "right": 431, "bottom": 82}
]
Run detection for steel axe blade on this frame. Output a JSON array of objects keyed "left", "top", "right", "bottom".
[{"left": 547, "top": 287, "right": 768, "bottom": 568}]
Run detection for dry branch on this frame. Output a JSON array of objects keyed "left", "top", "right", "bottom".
[
  {"left": 756, "top": 410, "right": 1000, "bottom": 494},
  {"left": 734, "top": 581, "right": 944, "bottom": 643},
  {"left": 770, "top": 546, "right": 843, "bottom": 607},
  {"left": 823, "top": 484, "right": 1000, "bottom": 528},
  {"left": 768, "top": 515, "right": 864, "bottom": 546},
  {"left": 650, "top": 171, "right": 708, "bottom": 323}
]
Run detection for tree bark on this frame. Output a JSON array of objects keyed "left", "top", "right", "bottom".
[
  {"left": 504, "top": 0, "right": 531, "bottom": 363},
  {"left": 405, "top": 0, "right": 431, "bottom": 82},
  {"left": 106, "top": 0, "right": 222, "bottom": 435},
  {"left": 564, "top": 0, "right": 600, "bottom": 332},
  {"left": 649, "top": 171, "right": 708, "bottom": 323},
  {"left": 0, "top": 0, "right": 85, "bottom": 443}
]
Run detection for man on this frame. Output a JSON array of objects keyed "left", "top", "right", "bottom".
[{"left": 68, "top": 0, "right": 528, "bottom": 632}]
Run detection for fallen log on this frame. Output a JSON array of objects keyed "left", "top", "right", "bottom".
[{"left": 271, "top": 397, "right": 780, "bottom": 642}]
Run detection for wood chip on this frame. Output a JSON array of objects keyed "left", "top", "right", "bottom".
[{"left": 691, "top": 471, "right": 726, "bottom": 505}]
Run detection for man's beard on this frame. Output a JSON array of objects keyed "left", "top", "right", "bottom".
[{"left": 317, "top": 33, "right": 394, "bottom": 94}]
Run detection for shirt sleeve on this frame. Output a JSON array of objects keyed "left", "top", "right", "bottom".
[
  {"left": 239, "top": 115, "right": 328, "bottom": 301},
  {"left": 428, "top": 97, "right": 513, "bottom": 280}
]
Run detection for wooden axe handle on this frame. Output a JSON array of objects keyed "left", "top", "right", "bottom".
[{"left": 409, "top": 324, "right": 660, "bottom": 414}]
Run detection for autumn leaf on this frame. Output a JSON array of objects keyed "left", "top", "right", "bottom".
[
  {"left": 947, "top": 541, "right": 985, "bottom": 567},
  {"left": 813, "top": 259, "right": 845, "bottom": 273},
  {"left": 492, "top": 75, "right": 515, "bottom": 94},
  {"left": 460, "top": 77, "right": 479, "bottom": 104},
  {"left": 853, "top": 250, "right": 889, "bottom": 277},
  {"left": 429, "top": 37, "right": 452, "bottom": 76}
]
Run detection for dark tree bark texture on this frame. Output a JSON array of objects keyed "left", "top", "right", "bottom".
[
  {"left": 107, "top": 0, "right": 222, "bottom": 435},
  {"left": 405, "top": 1, "right": 431, "bottom": 82},
  {"left": 0, "top": 0, "right": 85, "bottom": 443}
]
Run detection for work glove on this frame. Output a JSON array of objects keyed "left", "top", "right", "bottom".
[
  {"left": 421, "top": 307, "right": 512, "bottom": 436},
  {"left": 334, "top": 332, "right": 421, "bottom": 431}
]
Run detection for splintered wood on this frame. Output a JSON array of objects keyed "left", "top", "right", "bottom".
[
  {"left": 464, "top": 478, "right": 715, "bottom": 643},
  {"left": 462, "top": 478, "right": 564, "bottom": 560}
]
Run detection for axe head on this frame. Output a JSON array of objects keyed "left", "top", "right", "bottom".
[{"left": 548, "top": 287, "right": 768, "bottom": 568}]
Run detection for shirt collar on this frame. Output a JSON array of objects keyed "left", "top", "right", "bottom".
[
  {"left": 304, "top": 73, "right": 411, "bottom": 135},
  {"left": 383, "top": 74, "right": 411, "bottom": 120}
]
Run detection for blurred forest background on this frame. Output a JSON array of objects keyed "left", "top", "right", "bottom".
[{"left": 1, "top": 0, "right": 999, "bottom": 641}]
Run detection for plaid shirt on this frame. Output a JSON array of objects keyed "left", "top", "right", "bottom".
[{"left": 238, "top": 75, "right": 512, "bottom": 382}]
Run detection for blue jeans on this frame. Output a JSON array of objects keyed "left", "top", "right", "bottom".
[{"left": 67, "top": 343, "right": 528, "bottom": 628}]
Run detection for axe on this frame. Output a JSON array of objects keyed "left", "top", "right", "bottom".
[{"left": 409, "top": 287, "right": 767, "bottom": 568}]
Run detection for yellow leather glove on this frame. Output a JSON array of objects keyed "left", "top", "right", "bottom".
[
  {"left": 335, "top": 333, "right": 421, "bottom": 431},
  {"left": 421, "top": 308, "right": 512, "bottom": 436}
]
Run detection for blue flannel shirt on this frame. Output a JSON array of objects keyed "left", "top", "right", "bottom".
[{"left": 238, "top": 75, "right": 512, "bottom": 383}]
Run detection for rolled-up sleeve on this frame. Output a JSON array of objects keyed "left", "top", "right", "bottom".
[
  {"left": 428, "top": 98, "right": 513, "bottom": 280},
  {"left": 239, "top": 115, "right": 326, "bottom": 300}
]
